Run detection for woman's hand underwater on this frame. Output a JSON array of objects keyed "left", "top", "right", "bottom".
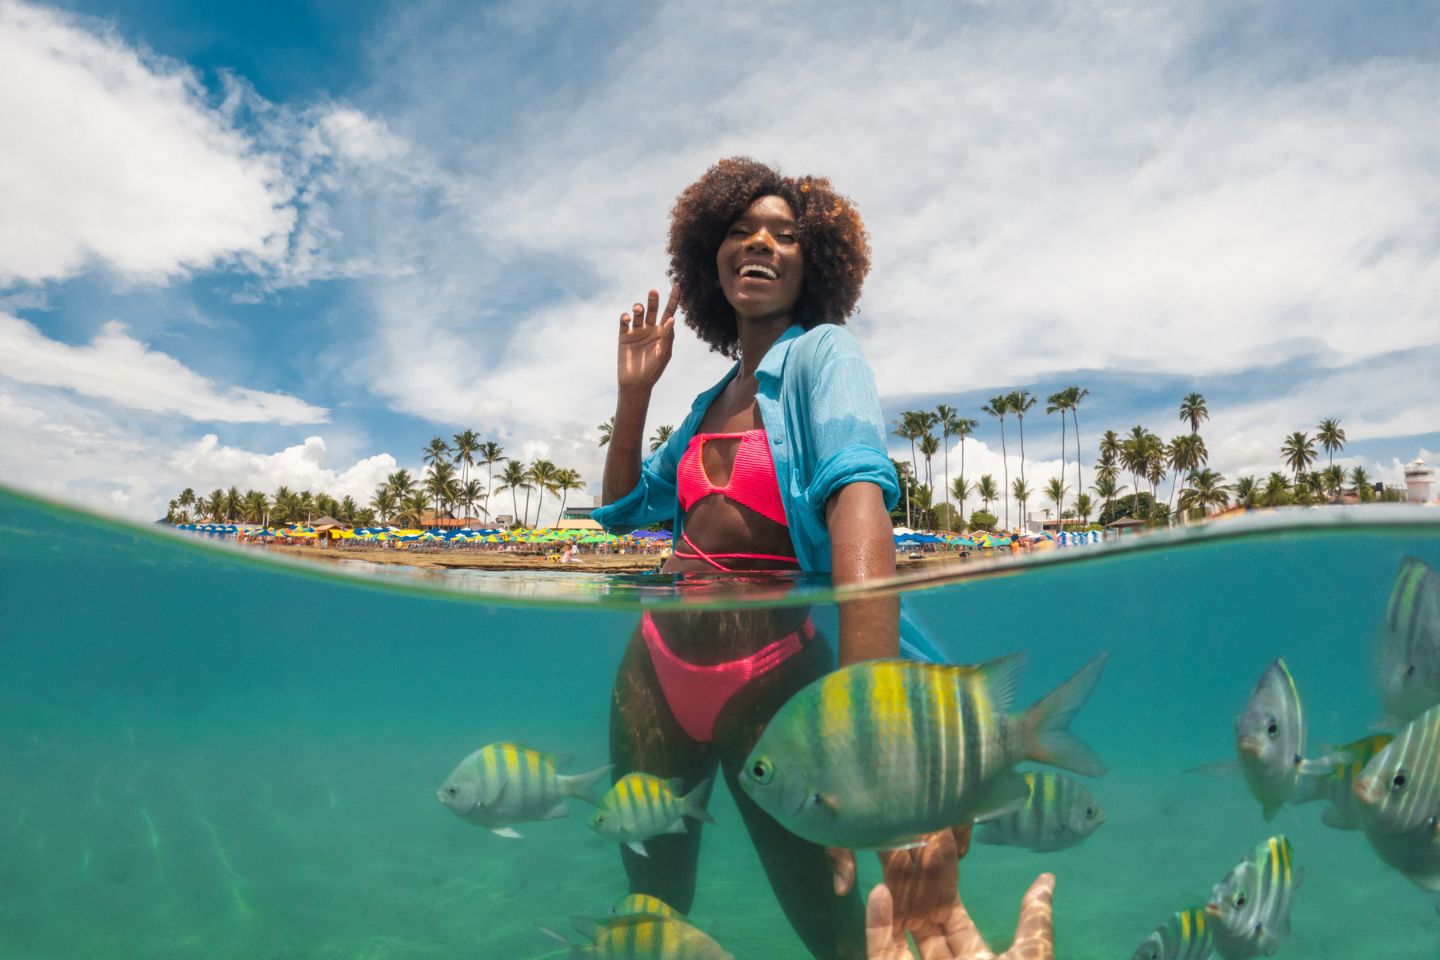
[
  {"left": 830, "top": 826, "right": 970, "bottom": 933},
  {"left": 865, "top": 872, "right": 1057, "bottom": 960},
  {"left": 616, "top": 286, "right": 678, "bottom": 393}
]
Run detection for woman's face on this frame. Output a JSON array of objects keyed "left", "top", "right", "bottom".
[{"left": 716, "top": 194, "right": 804, "bottom": 323}]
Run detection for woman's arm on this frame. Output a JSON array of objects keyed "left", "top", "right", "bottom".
[
  {"left": 826, "top": 481, "right": 900, "bottom": 665},
  {"left": 602, "top": 287, "right": 677, "bottom": 505}
]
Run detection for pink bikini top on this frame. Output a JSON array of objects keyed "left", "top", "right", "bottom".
[{"left": 676, "top": 430, "right": 789, "bottom": 527}]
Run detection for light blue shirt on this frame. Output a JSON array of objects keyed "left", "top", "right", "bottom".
[{"left": 593, "top": 322, "right": 944, "bottom": 662}]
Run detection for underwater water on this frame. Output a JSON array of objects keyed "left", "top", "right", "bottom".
[{"left": 2, "top": 486, "right": 1439, "bottom": 959}]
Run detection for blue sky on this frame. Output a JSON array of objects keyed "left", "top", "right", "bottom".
[{"left": 1, "top": 0, "right": 1436, "bottom": 523}]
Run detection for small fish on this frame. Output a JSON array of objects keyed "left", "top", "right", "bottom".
[
  {"left": 436, "top": 742, "right": 611, "bottom": 838},
  {"left": 1235, "top": 659, "right": 1336, "bottom": 820},
  {"left": 1130, "top": 907, "right": 1214, "bottom": 960},
  {"left": 540, "top": 913, "right": 733, "bottom": 959},
  {"left": 1379, "top": 557, "right": 1440, "bottom": 723},
  {"left": 1354, "top": 703, "right": 1440, "bottom": 893},
  {"left": 738, "top": 654, "right": 1107, "bottom": 851},
  {"left": 974, "top": 771, "right": 1106, "bottom": 852},
  {"left": 1206, "top": 836, "right": 1302, "bottom": 960},
  {"left": 590, "top": 774, "right": 716, "bottom": 857},
  {"left": 611, "top": 894, "right": 682, "bottom": 919},
  {"left": 1292, "top": 734, "right": 1394, "bottom": 830}
]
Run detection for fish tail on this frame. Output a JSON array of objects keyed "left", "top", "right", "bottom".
[
  {"left": 1019, "top": 653, "right": 1108, "bottom": 777},
  {"left": 681, "top": 777, "right": 717, "bottom": 825},
  {"left": 560, "top": 764, "right": 615, "bottom": 806}
]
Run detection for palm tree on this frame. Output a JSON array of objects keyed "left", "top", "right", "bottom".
[
  {"left": 1121, "top": 426, "right": 1149, "bottom": 517},
  {"left": 424, "top": 460, "right": 459, "bottom": 524},
  {"left": 1280, "top": 431, "right": 1317, "bottom": 484},
  {"left": 1319, "top": 464, "right": 1346, "bottom": 503},
  {"left": 951, "top": 475, "right": 974, "bottom": 528},
  {"left": 1046, "top": 390, "right": 1071, "bottom": 503},
  {"left": 452, "top": 429, "right": 481, "bottom": 489},
  {"left": 177, "top": 487, "right": 197, "bottom": 523},
  {"left": 423, "top": 436, "right": 451, "bottom": 472},
  {"left": 478, "top": 442, "right": 505, "bottom": 521},
  {"left": 981, "top": 395, "right": 1012, "bottom": 528},
  {"left": 1044, "top": 476, "right": 1069, "bottom": 526},
  {"left": 598, "top": 417, "right": 614, "bottom": 447},
  {"left": 459, "top": 479, "right": 486, "bottom": 521},
  {"left": 242, "top": 490, "right": 269, "bottom": 525},
  {"left": 1166, "top": 434, "right": 1208, "bottom": 515},
  {"left": 1316, "top": 418, "right": 1346, "bottom": 468},
  {"left": 1350, "top": 465, "right": 1372, "bottom": 502},
  {"left": 1011, "top": 478, "right": 1033, "bottom": 531},
  {"left": 204, "top": 488, "right": 224, "bottom": 522},
  {"left": 1008, "top": 390, "right": 1037, "bottom": 491},
  {"left": 976, "top": 474, "right": 999, "bottom": 516},
  {"left": 935, "top": 404, "right": 964, "bottom": 530},
  {"left": 1091, "top": 471, "right": 1125, "bottom": 522},
  {"left": 1067, "top": 386, "right": 1089, "bottom": 498},
  {"left": 338, "top": 495, "right": 359, "bottom": 524},
  {"left": 400, "top": 491, "right": 429, "bottom": 527},
  {"left": 649, "top": 425, "right": 675, "bottom": 453},
  {"left": 370, "top": 484, "right": 396, "bottom": 525},
  {"left": 1179, "top": 392, "right": 1209, "bottom": 435},
  {"left": 386, "top": 469, "right": 416, "bottom": 501},
  {"left": 223, "top": 486, "right": 242, "bottom": 523},
  {"left": 527, "top": 459, "right": 559, "bottom": 529},
  {"left": 1179, "top": 468, "right": 1231, "bottom": 520},
  {"left": 1073, "top": 492, "right": 1094, "bottom": 524},
  {"left": 1098, "top": 430, "right": 1123, "bottom": 467},
  {"left": 1264, "top": 471, "right": 1292, "bottom": 507},
  {"left": 1233, "top": 475, "right": 1259, "bottom": 509},
  {"left": 553, "top": 468, "right": 585, "bottom": 526},
  {"left": 270, "top": 486, "right": 295, "bottom": 525},
  {"left": 497, "top": 460, "right": 530, "bottom": 525},
  {"left": 918, "top": 432, "right": 940, "bottom": 496}
]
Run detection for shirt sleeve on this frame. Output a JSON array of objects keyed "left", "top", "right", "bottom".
[
  {"left": 589, "top": 421, "right": 686, "bottom": 533},
  {"left": 800, "top": 327, "right": 901, "bottom": 516}
]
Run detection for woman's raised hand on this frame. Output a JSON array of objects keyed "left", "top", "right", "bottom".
[{"left": 617, "top": 286, "right": 678, "bottom": 392}]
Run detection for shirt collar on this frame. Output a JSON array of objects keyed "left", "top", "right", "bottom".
[{"left": 755, "top": 323, "right": 804, "bottom": 384}]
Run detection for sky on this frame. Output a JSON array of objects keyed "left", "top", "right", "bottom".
[{"left": 1, "top": 0, "right": 1436, "bottom": 525}]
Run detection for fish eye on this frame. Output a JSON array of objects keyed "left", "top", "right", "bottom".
[
  {"left": 1085, "top": 806, "right": 1096, "bottom": 819},
  {"left": 445, "top": 786, "right": 458, "bottom": 796},
  {"left": 750, "top": 758, "right": 774, "bottom": 784},
  {"left": 1391, "top": 770, "right": 1408, "bottom": 791},
  {"left": 1265, "top": 719, "right": 1279, "bottom": 739},
  {"left": 1233, "top": 892, "right": 1246, "bottom": 908}
]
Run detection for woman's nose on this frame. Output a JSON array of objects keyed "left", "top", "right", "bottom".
[{"left": 744, "top": 228, "right": 775, "bottom": 251}]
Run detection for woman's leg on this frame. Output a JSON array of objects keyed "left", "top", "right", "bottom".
[
  {"left": 608, "top": 625, "right": 718, "bottom": 914},
  {"left": 715, "top": 631, "right": 866, "bottom": 960}
]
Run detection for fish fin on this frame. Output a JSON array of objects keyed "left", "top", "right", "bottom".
[
  {"left": 972, "top": 774, "right": 1030, "bottom": 823},
  {"left": 536, "top": 924, "right": 576, "bottom": 947},
  {"left": 879, "top": 838, "right": 929, "bottom": 852},
  {"left": 1186, "top": 759, "right": 1242, "bottom": 778},
  {"left": 815, "top": 793, "right": 843, "bottom": 818},
  {"left": 540, "top": 800, "right": 568, "bottom": 821},
  {"left": 665, "top": 819, "right": 688, "bottom": 835},
  {"left": 1370, "top": 718, "right": 1401, "bottom": 733},
  {"left": 491, "top": 827, "right": 524, "bottom": 839},
  {"left": 1319, "top": 805, "right": 1358, "bottom": 830},
  {"left": 1298, "top": 754, "right": 1345, "bottom": 775},
  {"left": 1405, "top": 870, "right": 1440, "bottom": 892},
  {"left": 1295, "top": 866, "right": 1304, "bottom": 890},
  {"left": 626, "top": 841, "right": 649, "bottom": 858},
  {"left": 478, "top": 773, "right": 507, "bottom": 807},
  {"left": 568, "top": 915, "right": 600, "bottom": 938},
  {"left": 1261, "top": 805, "right": 1279, "bottom": 822},
  {"left": 544, "top": 751, "right": 575, "bottom": 770},
  {"left": 1290, "top": 772, "right": 1325, "bottom": 806},
  {"left": 681, "top": 777, "right": 718, "bottom": 825},
  {"left": 972, "top": 826, "right": 1003, "bottom": 845},
  {"left": 1021, "top": 653, "right": 1108, "bottom": 777},
  {"left": 561, "top": 764, "right": 615, "bottom": 806},
  {"left": 973, "top": 653, "right": 1027, "bottom": 715}
]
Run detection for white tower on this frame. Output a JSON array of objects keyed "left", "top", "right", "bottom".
[{"left": 1405, "top": 459, "right": 1436, "bottom": 504}]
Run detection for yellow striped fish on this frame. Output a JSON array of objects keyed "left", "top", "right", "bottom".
[
  {"left": 1291, "top": 733, "right": 1393, "bottom": 830},
  {"left": 1130, "top": 907, "right": 1213, "bottom": 960},
  {"left": 1379, "top": 557, "right": 1440, "bottom": 723},
  {"left": 611, "top": 894, "right": 682, "bottom": 919},
  {"left": 1354, "top": 702, "right": 1440, "bottom": 892},
  {"left": 436, "top": 742, "right": 610, "bottom": 838},
  {"left": 974, "top": 771, "right": 1106, "bottom": 852},
  {"left": 738, "top": 653, "right": 1107, "bottom": 850},
  {"left": 539, "top": 913, "right": 732, "bottom": 959},
  {"left": 590, "top": 773, "right": 716, "bottom": 857},
  {"left": 1206, "top": 836, "right": 1301, "bottom": 960}
]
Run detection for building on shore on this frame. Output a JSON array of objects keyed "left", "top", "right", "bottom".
[{"left": 1405, "top": 459, "right": 1436, "bottom": 504}]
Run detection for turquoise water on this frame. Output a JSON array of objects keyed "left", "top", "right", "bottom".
[{"left": 2, "top": 487, "right": 1439, "bottom": 959}]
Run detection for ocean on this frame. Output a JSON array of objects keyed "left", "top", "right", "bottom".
[{"left": 2, "top": 486, "right": 1438, "bottom": 958}]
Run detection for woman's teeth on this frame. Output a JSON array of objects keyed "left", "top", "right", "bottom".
[{"left": 739, "top": 265, "right": 777, "bottom": 279}]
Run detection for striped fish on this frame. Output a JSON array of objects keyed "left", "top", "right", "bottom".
[
  {"left": 737, "top": 653, "right": 1108, "bottom": 851},
  {"left": 611, "top": 894, "right": 682, "bottom": 919},
  {"left": 974, "top": 771, "right": 1106, "bottom": 852},
  {"left": 590, "top": 773, "right": 716, "bottom": 857},
  {"left": 436, "top": 742, "right": 610, "bottom": 838},
  {"left": 1354, "top": 702, "right": 1440, "bottom": 892},
  {"left": 1206, "top": 836, "right": 1302, "bottom": 960},
  {"left": 1292, "top": 733, "right": 1394, "bottom": 830},
  {"left": 1379, "top": 557, "right": 1440, "bottom": 723},
  {"left": 540, "top": 914, "right": 733, "bottom": 959},
  {"left": 1130, "top": 907, "right": 1214, "bottom": 960},
  {"left": 1235, "top": 659, "right": 1314, "bottom": 821}
]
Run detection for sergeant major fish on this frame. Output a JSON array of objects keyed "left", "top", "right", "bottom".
[
  {"left": 1206, "top": 835, "right": 1302, "bottom": 960},
  {"left": 611, "top": 894, "right": 682, "bottom": 919},
  {"left": 738, "top": 653, "right": 1108, "bottom": 851},
  {"left": 1354, "top": 702, "right": 1440, "bottom": 894},
  {"left": 436, "top": 742, "right": 611, "bottom": 838},
  {"left": 590, "top": 773, "right": 716, "bottom": 857},
  {"left": 1379, "top": 557, "right": 1440, "bottom": 723},
  {"left": 974, "top": 770, "right": 1106, "bottom": 852},
  {"left": 1130, "top": 907, "right": 1214, "bottom": 960},
  {"left": 1291, "top": 734, "right": 1393, "bottom": 831},
  {"left": 539, "top": 913, "right": 732, "bottom": 959},
  {"left": 1235, "top": 659, "right": 1335, "bottom": 820}
]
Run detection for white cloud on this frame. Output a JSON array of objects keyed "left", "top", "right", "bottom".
[
  {"left": 166, "top": 434, "right": 397, "bottom": 504},
  {"left": 0, "top": 0, "right": 295, "bottom": 285},
  {"left": 0, "top": 312, "right": 327, "bottom": 423}
]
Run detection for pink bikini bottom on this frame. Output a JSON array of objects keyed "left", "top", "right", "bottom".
[{"left": 641, "top": 611, "right": 812, "bottom": 743}]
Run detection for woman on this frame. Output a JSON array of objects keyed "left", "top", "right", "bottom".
[{"left": 594, "top": 157, "right": 955, "bottom": 959}]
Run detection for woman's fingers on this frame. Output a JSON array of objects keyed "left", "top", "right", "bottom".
[
  {"left": 645, "top": 289, "right": 659, "bottom": 326},
  {"left": 828, "top": 847, "right": 857, "bottom": 896},
  {"left": 1001, "top": 873, "right": 1055, "bottom": 960},
  {"left": 662, "top": 284, "right": 680, "bottom": 322},
  {"left": 939, "top": 888, "right": 989, "bottom": 959},
  {"left": 866, "top": 885, "right": 905, "bottom": 959}
]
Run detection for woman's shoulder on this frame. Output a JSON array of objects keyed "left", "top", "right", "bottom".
[{"left": 789, "top": 322, "right": 867, "bottom": 364}]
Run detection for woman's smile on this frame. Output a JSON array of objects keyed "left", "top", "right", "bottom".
[{"left": 717, "top": 195, "right": 804, "bottom": 321}]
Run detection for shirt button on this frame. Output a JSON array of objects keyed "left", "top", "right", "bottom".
[{"left": 772, "top": 436, "right": 783, "bottom": 445}]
